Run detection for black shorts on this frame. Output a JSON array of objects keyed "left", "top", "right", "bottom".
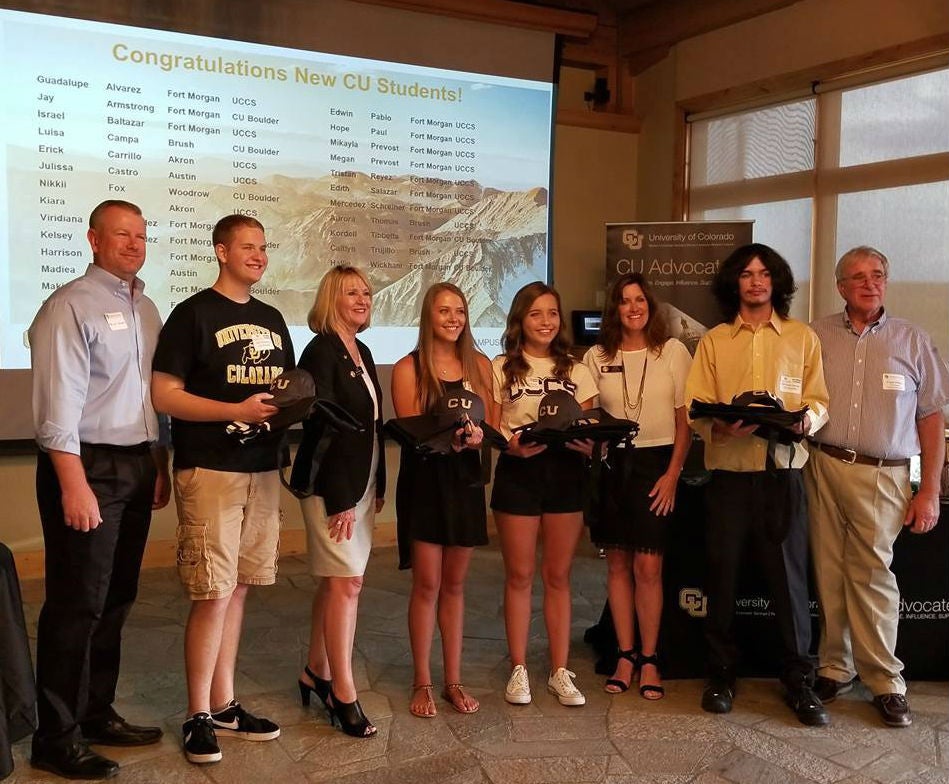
[{"left": 490, "top": 449, "right": 587, "bottom": 516}]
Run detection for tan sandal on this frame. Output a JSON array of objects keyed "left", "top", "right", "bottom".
[
  {"left": 442, "top": 683, "right": 479, "bottom": 714},
  {"left": 409, "top": 684, "right": 437, "bottom": 718}
]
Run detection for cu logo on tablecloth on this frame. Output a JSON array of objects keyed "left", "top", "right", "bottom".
[{"left": 679, "top": 587, "right": 708, "bottom": 618}]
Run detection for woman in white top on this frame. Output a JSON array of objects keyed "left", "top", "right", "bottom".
[
  {"left": 490, "top": 282, "right": 598, "bottom": 707},
  {"left": 583, "top": 273, "right": 692, "bottom": 699}
]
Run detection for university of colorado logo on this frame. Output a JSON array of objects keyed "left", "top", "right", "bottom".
[{"left": 242, "top": 342, "right": 270, "bottom": 364}]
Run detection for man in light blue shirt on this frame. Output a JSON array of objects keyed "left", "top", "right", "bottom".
[
  {"left": 29, "top": 200, "right": 171, "bottom": 780},
  {"left": 806, "top": 245, "right": 949, "bottom": 728}
]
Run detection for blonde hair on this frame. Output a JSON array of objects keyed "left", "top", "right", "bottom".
[
  {"left": 414, "top": 282, "right": 491, "bottom": 413},
  {"left": 307, "top": 265, "right": 372, "bottom": 335}
]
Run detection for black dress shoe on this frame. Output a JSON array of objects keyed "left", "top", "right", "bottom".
[
  {"left": 785, "top": 685, "right": 830, "bottom": 726},
  {"left": 31, "top": 741, "right": 119, "bottom": 780},
  {"left": 813, "top": 675, "right": 856, "bottom": 703},
  {"left": 873, "top": 693, "right": 912, "bottom": 727},
  {"left": 701, "top": 676, "right": 735, "bottom": 714},
  {"left": 81, "top": 714, "right": 163, "bottom": 746}
]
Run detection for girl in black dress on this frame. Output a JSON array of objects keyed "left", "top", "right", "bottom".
[{"left": 391, "top": 283, "right": 495, "bottom": 718}]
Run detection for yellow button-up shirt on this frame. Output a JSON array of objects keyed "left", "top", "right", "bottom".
[{"left": 686, "top": 312, "right": 829, "bottom": 471}]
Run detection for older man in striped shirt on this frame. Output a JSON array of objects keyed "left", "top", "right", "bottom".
[{"left": 805, "top": 246, "right": 949, "bottom": 728}]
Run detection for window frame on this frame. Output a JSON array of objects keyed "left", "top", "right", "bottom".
[{"left": 682, "top": 52, "right": 949, "bottom": 322}]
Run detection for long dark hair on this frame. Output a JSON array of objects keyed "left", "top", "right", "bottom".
[
  {"left": 501, "top": 281, "right": 574, "bottom": 389},
  {"left": 596, "top": 273, "right": 669, "bottom": 360},
  {"left": 414, "top": 282, "right": 491, "bottom": 413},
  {"left": 712, "top": 243, "right": 797, "bottom": 322}
]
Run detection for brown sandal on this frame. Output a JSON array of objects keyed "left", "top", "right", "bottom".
[
  {"left": 442, "top": 683, "right": 479, "bottom": 714},
  {"left": 409, "top": 684, "right": 437, "bottom": 718}
]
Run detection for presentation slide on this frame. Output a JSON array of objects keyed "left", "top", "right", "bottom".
[{"left": 0, "top": 9, "right": 553, "bottom": 369}]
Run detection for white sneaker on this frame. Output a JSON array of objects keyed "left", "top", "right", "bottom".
[
  {"left": 505, "top": 665, "right": 531, "bottom": 704},
  {"left": 547, "top": 667, "right": 586, "bottom": 706}
]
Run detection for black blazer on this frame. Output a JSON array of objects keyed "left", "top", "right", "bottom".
[{"left": 290, "top": 332, "right": 386, "bottom": 516}]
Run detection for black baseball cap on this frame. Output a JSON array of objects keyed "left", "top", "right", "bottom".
[
  {"left": 731, "top": 390, "right": 785, "bottom": 410},
  {"left": 266, "top": 368, "right": 317, "bottom": 430},
  {"left": 535, "top": 390, "right": 583, "bottom": 430},
  {"left": 435, "top": 388, "right": 486, "bottom": 430}
]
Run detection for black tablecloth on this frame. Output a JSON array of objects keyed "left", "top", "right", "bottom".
[
  {"left": 0, "top": 544, "right": 36, "bottom": 780},
  {"left": 587, "top": 489, "right": 949, "bottom": 681}
]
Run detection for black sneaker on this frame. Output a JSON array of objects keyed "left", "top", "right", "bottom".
[
  {"left": 210, "top": 699, "right": 280, "bottom": 741},
  {"left": 182, "top": 712, "right": 222, "bottom": 764}
]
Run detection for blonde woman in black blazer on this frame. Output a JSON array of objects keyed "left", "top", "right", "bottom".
[{"left": 290, "top": 265, "right": 385, "bottom": 739}]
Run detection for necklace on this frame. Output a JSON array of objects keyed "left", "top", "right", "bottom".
[
  {"left": 433, "top": 354, "right": 461, "bottom": 378},
  {"left": 620, "top": 349, "right": 648, "bottom": 420},
  {"left": 341, "top": 336, "right": 362, "bottom": 368}
]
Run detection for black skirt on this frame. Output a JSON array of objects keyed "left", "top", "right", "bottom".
[
  {"left": 590, "top": 444, "right": 674, "bottom": 553},
  {"left": 395, "top": 447, "right": 488, "bottom": 569}
]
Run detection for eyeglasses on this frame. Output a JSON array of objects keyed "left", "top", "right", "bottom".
[{"left": 842, "top": 271, "right": 887, "bottom": 285}]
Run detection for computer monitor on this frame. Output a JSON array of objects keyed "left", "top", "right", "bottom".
[{"left": 571, "top": 310, "right": 602, "bottom": 346}]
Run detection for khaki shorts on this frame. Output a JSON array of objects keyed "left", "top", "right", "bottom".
[{"left": 174, "top": 467, "right": 282, "bottom": 600}]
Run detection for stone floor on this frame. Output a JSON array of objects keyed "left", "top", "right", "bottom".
[{"left": 9, "top": 540, "right": 949, "bottom": 784}]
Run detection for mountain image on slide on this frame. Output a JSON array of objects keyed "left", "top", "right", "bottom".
[{"left": 201, "top": 172, "right": 549, "bottom": 326}]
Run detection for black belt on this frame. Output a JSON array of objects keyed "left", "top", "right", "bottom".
[
  {"left": 81, "top": 441, "right": 152, "bottom": 455},
  {"left": 810, "top": 441, "right": 909, "bottom": 468}
]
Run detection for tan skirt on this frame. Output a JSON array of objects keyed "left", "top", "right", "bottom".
[{"left": 301, "top": 442, "right": 379, "bottom": 578}]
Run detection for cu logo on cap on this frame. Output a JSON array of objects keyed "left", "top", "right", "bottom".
[
  {"left": 274, "top": 377, "right": 290, "bottom": 390},
  {"left": 679, "top": 587, "right": 707, "bottom": 618},
  {"left": 539, "top": 404, "right": 559, "bottom": 417},
  {"left": 447, "top": 397, "right": 471, "bottom": 410}
]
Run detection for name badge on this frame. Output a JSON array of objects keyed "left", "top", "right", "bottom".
[
  {"left": 882, "top": 373, "right": 906, "bottom": 391},
  {"left": 251, "top": 333, "right": 275, "bottom": 352},
  {"left": 778, "top": 375, "right": 802, "bottom": 394},
  {"left": 601, "top": 365, "right": 622, "bottom": 374},
  {"left": 104, "top": 312, "right": 127, "bottom": 331}
]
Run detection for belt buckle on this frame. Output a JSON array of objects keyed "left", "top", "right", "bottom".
[{"left": 840, "top": 447, "right": 858, "bottom": 464}]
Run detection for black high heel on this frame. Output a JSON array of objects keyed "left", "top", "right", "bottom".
[
  {"left": 328, "top": 688, "right": 377, "bottom": 738},
  {"left": 298, "top": 665, "right": 332, "bottom": 716},
  {"left": 604, "top": 648, "right": 637, "bottom": 694},
  {"left": 637, "top": 653, "right": 665, "bottom": 700}
]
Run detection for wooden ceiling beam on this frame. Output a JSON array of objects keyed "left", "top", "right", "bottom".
[
  {"left": 556, "top": 107, "right": 640, "bottom": 133},
  {"left": 350, "top": 0, "right": 598, "bottom": 38},
  {"left": 618, "top": 0, "right": 804, "bottom": 73},
  {"left": 561, "top": 20, "right": 618, "bottom": 68}
]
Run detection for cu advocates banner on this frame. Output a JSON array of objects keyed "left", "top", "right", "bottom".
[{"left": 606, "top": 221, "right": 753, "bottom": 353}]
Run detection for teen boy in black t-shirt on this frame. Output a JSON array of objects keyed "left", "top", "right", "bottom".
[{"left": 152, "top": 215, "right": 293, "bottom": 764}]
